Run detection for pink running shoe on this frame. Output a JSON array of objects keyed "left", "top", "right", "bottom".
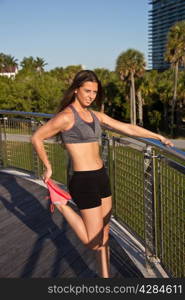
[{"left": 46, "top": 179, "right": 72, "bottom": 213}]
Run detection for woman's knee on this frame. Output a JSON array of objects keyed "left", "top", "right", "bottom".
[
  {"left": 85, "top": 225, "right": 110, "bottom": 250},
  {"left": 87, "top": 243, "right": 102, "bottom": 251},
  {"left": 84, "top": 240, "right": 102, "bottom": 250},
  {"left": 84, "top": 231, "right": 103, "bottom": 250}
]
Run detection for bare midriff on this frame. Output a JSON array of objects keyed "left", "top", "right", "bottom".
[{"left": 65, "top": 142, "right": 103, "bottom": 171}]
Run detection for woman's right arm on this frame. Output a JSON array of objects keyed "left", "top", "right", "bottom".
[{"left": 31, "top": 112, "right": 69, "bottom": 182}]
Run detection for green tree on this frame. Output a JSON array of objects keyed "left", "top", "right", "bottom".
[
  {"left": 4, "top": 55, "right": 18, "bottom": 71},
  {"left": 0, "top": 53, "right": 18, "bottom": 72},
  {"left": 148, "top": 110, "right": 162, "bottom": 132},
  {"left": 0, "top": 53, "right": 6, "bottom": 71},
  {"left": 94, "top": 68, "right": 127, "bottom": 120},
  {"left": 48, "top": 67, "right": 64, "bottom": 80},
  {"left": 157, "top": 70, "right": 173, "bottom": 133},
  {"left": 31, "top": 73, "right": 63, "bottom": 113},
  {"left": 175, "top": 71, "right": 185, "bottom": 134},
  {"left": 137, "top": 70, "right": 158, "bottom": 129},
  {"left": 62, "top": 65, "right": 83, "bottom": 85},
  {"left": 93, "top": 68, "right": 112, "bottom": 112},
  {"left": 35, "top": 57, "right": 47, "bottom": 74},
  {"left": 115, "top": 49, "right": 146, "bottom": 124},
  {"left": 20, "top": 56, "right": 36, "bottom": 72},
  {"left": 164, "top": 20, "right": 185, "bottom": 137}
]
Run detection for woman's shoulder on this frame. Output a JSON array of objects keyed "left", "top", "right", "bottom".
[
  {"left": 51, "top": 106, "right": 74, "bottom": 129},
  {"left": 56, "top": 106, "right": 74, "bottom": 120},
  {"left": 62, "top": 106, "right": 74, "bottom": 116}
]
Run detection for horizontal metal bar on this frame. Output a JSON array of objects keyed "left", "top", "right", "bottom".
[
  {"left": 161, "top": 157, "right": 185, "bottom": 175},
  {"left": 103, "top": 125, "right": 185, "bottom": 162},
  {"left": 1, "top": 110, "right": 185, "bottom": 162},
  {"left": 0, "top": 110, "right": 53, "bottom": 118}
]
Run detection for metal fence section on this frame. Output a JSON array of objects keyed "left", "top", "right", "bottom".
[
  {"left": 101, "top": 127, "right": 185, "bottom": 278},
  {"left": 143, "top": 146, "right": 157, "bottom": 261},
  {"left": 156, "top": 153, "right": 185, "bottom": 277},
  {"left": 112, "top": 137, "right": 145, "bottom": 241},
  {"left": 0, "top": 111, "right": 68, "bottom": 184},
  {"left": 0, "top": 110, "right": 185, "bottom": 278}
]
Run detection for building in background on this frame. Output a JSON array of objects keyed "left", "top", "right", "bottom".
[
  {"left": 148, "top": 0, "right": 185, "bottom": 70},
  {"left": 0, "top": 66, "right": 18, "bottom": 78}
]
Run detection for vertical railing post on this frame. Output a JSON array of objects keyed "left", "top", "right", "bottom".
[
  {"left": 143, "top": 145, "right": 157, "bottom": 269},
  {"left": 0, "top": 117, "right": 8, "bottom": 168},
  {"left": 30, "top": 118, "right": 40, "bottom": 178},
  {"left": 0, "top": 117, "right": 4, "bottom": 168},
  {"left": 156, "top": 154, "right": 165, "bottom": 264},
  {"left": 112, "top": 136, "right": 116, "bottom": 215},
  {"left": 67, "top": 153, "right": 73, "bottom": 189},
  {"left": 101, "top": 132, "right": 110, "bottom": 172},
  {"left": 101, "top": 131, "right": 117, "bottom": 214}
]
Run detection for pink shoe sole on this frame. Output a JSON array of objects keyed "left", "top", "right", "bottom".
[{"left": 46, "top": 179, "right": 72, "bottom": 213}]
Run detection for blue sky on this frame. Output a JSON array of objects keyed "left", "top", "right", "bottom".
[{"left": 0, "top": 0, "right": 149, "bottom": 71}]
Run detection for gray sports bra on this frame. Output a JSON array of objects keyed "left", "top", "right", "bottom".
[{"left": 61, "top": 104, "right": 102, "bottom": 144}]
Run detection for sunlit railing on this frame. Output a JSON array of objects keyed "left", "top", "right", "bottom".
[
  {"left": 0, "top": 110, "right": 185, "bottom": 278},
  {"left": 101, "top": 126, "right": 185, "bottom": 278}
]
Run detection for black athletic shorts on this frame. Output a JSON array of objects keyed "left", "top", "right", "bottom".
[{"left": 68, "top": 165, "right": 112, "bottom": 210}]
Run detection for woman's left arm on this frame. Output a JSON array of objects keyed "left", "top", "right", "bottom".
[{"left": 96, "top": 112, "right": 174, "bottom": 147}]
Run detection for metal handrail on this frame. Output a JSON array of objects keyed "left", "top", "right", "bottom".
[
  {"left": 0, "top": 110, "right": 53, "bottom": 118},
  {"left": 102, "top": 124, "right": 185, "bottom": 161},
  {"left": 1, "top": 110, "right": 184, "bottom": 160}
]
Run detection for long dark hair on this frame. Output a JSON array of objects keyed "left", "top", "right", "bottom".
[{"left": 57, "top": 70, "right": 103, "bottom": 112}]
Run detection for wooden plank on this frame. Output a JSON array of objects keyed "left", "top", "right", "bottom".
[
  {"left": 0, "top": 173, "right": 143, "bottom": 278},
  {"left": 3, "top": 226, "right": 92, "bottom": 278}
]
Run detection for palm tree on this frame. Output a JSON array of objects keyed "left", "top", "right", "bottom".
[
  {"left": 35, "top": 57, "right": 47, "bottom": 74},
  {"left": 164, "top": 20, "right": 185, "bottom": 137},
  {"left": 0, "top": 53, "right": 6, "bottom": 71},
  {"left": 116, "top": 49, "right": 146, "bottom": 124},
  {"left": 138, "top": 70, "right": 159, "bottom": 127},
  {"left": 20, "top": 56, "right": 47, "bottom": 74},
  {"left": 0, "top": 53, "right": 18, "bottom": 72},
  {"left": 176, "top": 70, "right": 185, "bottom": 132},
  {"left": 135, "top": 78, "right": 145, "bottom": 127},
  {"left": 93, "top": 68, "right": 111, "bottom": 112},
  {"left": 4, "top": 55, "right": 18, "bottom": 72},
  {"left": 20, "top": 56, "right": 36, "bottom": 71},
  {"left": 157, "top": 70, "right": 173, "bottom": 133}
]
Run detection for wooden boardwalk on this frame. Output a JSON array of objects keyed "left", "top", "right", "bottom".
[{"left": 0, "top": 171, "right": 144, "bottom": 278}]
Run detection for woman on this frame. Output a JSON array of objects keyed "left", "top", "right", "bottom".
[{"left": 31, "top": 70, "right": 173, "bottom": 278}]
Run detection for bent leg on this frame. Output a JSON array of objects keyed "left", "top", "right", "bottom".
[
  {"left": 55, "top": 203, "right": 104, "bottom": 249},
  {"left": 55, "top": 196, "right": 112, "bottom": 278},
  {"left": 55, "top": 204, "right": 89, "bottom": 244}
]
